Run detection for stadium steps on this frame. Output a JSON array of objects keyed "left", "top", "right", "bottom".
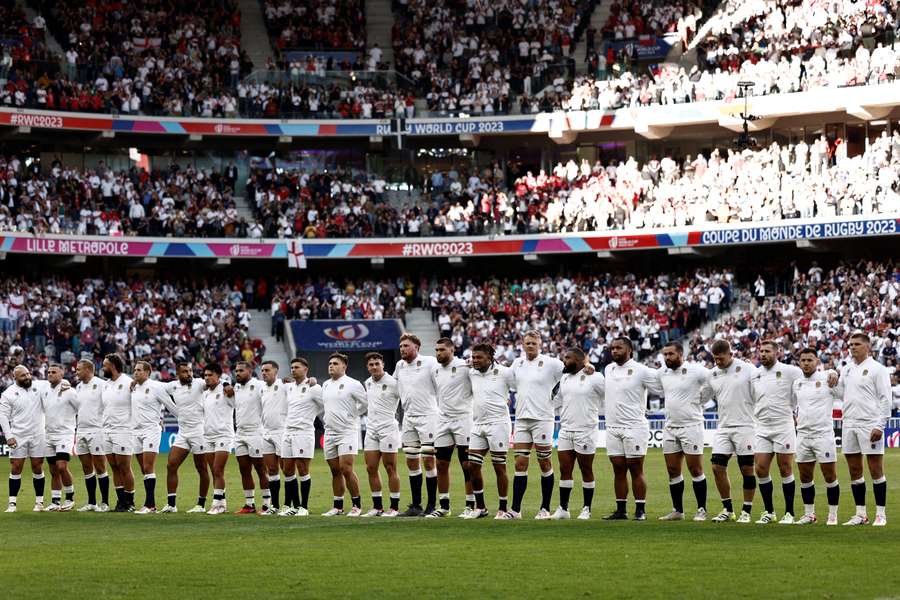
[
  {"left": 682, "top": 299, "right": 746, "bottom": 354},
  {"left": 404, "top": 308, "right": 440, "bottom": 353},
  {"left": 238, "top": 0, "right": 275, "bottom": 69},
  {"left": 576, "top": 1, "right": 612, "bottom": 73},
  {"left": 233, "top": 196, "right": 255, "bottom": 224},
  {"left": 23, "top": 5, "right": 64, "bottom": 59},
  {"left": 249, "top": 310, "right": 292, "bottom": 373},
  {"left": 366, "top": 0, "right": 395, "bottom": 64}
]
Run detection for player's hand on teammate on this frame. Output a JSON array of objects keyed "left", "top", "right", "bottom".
[
  {"left": 223, "top": 384, "right": 235, "bottom": 398},
  {"left": 826, "top": 372, "right": 838, "bottom": 387},
  {"left": 130, "top": 380, "right": 137, "bottom": 392},
  {"left": 307, "top": 377, "right": 318, "bottom": 386},
  {"left": 6, "top": 437, "right": 17, "bottom": 449}
]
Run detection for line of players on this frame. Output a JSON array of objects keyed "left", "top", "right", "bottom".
[{"left": 0, "top": 332, "right": 891, "bottom": 525}]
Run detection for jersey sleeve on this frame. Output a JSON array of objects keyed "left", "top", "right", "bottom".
[
  {"left": 593, "top": 373, "right": 606, "bottom": 401},
  {"left": 352, "top": 380, "right": 368, "bottom": 416},
  {"left": 155, "top": 383, "right": 178, "bottom": 415},
  {"left": 550, "top": 357, "right": 565, "bottom": 384},
  {"left": 503, "top": 365, "right": 517, "bottom": 393},
  {"left": 875, "top": 366, "right": 893, "bottom": 427},
  {"left": 643, "top": 366, "right": 664, "bottom": 397},
  {"left": 0, "top": 391, "right": 11, "bottom": 435}
]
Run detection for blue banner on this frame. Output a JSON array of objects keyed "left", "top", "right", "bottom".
[
  {"left": 290, "top": 319, "right": 404, "bottom": 351},
  {"left": 695, "top": 218, "right": 899, "bottom": 246},
  {"left": 606, "top": 37, "right": 672, "bottom": 60}
]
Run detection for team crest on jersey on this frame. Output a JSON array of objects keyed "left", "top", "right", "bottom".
[
  {"left": 274, "top": 385, "right": 279, "bottom": 391},
  {"left": 216, "top": 394, "right": 221, "bottom": 399},
  {"left": 250, "top": 385, "right": 255, "bottom": 390},
  {"left": 145, "top": 388, "right": 150, "bottom": 394},
  {"left": 627, "top": 369, "right": 633, "bottom": 375},
  {"left": 735, "top": 366, "right": 741, "bottom": 373},
  {"left": 863, "top": 369, "right": 869, "bottom": 376},
  {"left": 682, "top": 368, "right": 687, "bottom": 375},
  {"left": 493, "top": 369, "right": 498, "bottom": 376},
  {"left": 92, "top": 384, "right": 97, "bottom": 390},
  {"left": 339, "top": 384, "right": 344, "bottom": 390},
  {"left": 416, "top": 361, "right": 421, "bottom": 367},
  {"left": 816, "top": 381, "right": 822, "bottom": 388},
  {"left": 451, "top": 366, "right": 457, "bottom": 374},
  {"left": 581, "top": 375, "right": 586, "bottom": 381},
  {"left": 825, "top": 452, "right": 829, "bottom": 457},
  {"left": 538, "top": 361, "right": 544, "bottom": 367},
  {"left": 776, "top": 372, "right": 782, "bottom": 378},
  {"left": 118, "top": 384, "right": 123, "bottom": 390},
  {"left": 301, "top": 387, "right": 307, "bottom": 393},
  {"left": 382, "top": 384, "right": 387, "bottom": 391}
]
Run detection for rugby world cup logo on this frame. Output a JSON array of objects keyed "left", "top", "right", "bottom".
[
  {"left": 323, "top": 324, "right": 370, "bottom": 341},
  {"left": 887, "top": 430, "right": 900, "bottom": 448}
]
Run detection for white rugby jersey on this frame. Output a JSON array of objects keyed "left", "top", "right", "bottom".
[
  {"left": 44, "top": 382, "right": 79, "bottom": 438},
  {"left": 793, "top": 371, "right": 840, "bottom": 435},
  {"left": 0, "top": 380, "right": 49, "bottom": 439},
  {"left": 393, "top": 355, "right": 439, "bottom": 417},
  {"left": 285, "top": 379, "right": 323, "bottom": 432},
  {"left": 658, "top": 362, "right": 709, "bottom": 428},
  {"left": 233, "top": 377, "right": 264, "bottom": 434},
  {"left": 365, "top": 373, "right": 400, "bottom": 431},
  {"left": 751, "top": 361, "right": 803, "bottom": 428},
  {"left": 75, "top": 376, "right": 106, "bottom": 432},
  {"left": 102, "top": 374, "right": 134, "bottom": 434},
  {"left": 511, "top": 353, "right": 564, "bottom": 421},
  {"left": 261, "top": 380, "right": 288, "bottom": 434},
  {"left": 165, "top": 378, "right": 205, "bottom": 434},
  {"left": 468, "top": 363, "right": 515, "bottom": 425},
  {"left": 602, "top": 359, "right": 663, "bottom": 428},
  {"left": 203, "top": 383, "right": 235, "bottom": 439},
  {"left": 706, "top": 358, "right": 756, "bottom": 428},
  {"left": 836, "top": 356, "right": 892, "bottom": 429},
  {"left": 132, "top": 379, "right": 177, "bottom": 431},
  {"left": 556, "top": 370, "right": 605, "bottom": 431},
  {"left": 432, "top": 357, "right": 472, "bottom": 419},
  {"left": 322, "top": 375, "right": 367, "bottom": 434}
]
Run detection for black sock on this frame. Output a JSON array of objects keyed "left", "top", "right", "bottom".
[
  {"left": 474, "top": 490, "right": 485, "bottom": 510},
  {"left": 742, "top": 501, "right": 753, "bottom": 514},
  {"left": 826, "top": 483, "right": 840, "bottom": 507},
  {"left": 284, "top": 479, "right": 299, "bottom": 508},
  {"left": 373, "top": 493, "right": 383, "bottom": 511},
  {"left": 540, "top": 471, "right": 554, "bottom": 511},
  {"left": 197, "top": 496, "right": 206, "bottom": 507},
  {"left": 115, "top": 486, "right": 124, "bottom": 505},
  {"left": 498, "top": 496, "right": 508, "bottom": 512},
  {"left": 390, "top": 494, "right": 399, "bottom": 511},
  {"left": 851, "top": 479, "right": 866, "bottom": 508},
  {"left": 333, "top": 497, "right": 344, "bottom": 510},
  {"left": 98, "top": 475, "right": 109, "bottom": 504},
  {"left": 759, "top": 479, "right": 774, "bottom": 513},
  {"left": 33, "top": 476, "right": 45, "bottom": 498},
  {"left": 125, "top": 490, "right": 135, "bottom": 506},
  {"left": 582, "top": 484, "right": 594, "bottom": 510},
  {"left": 616, "top": 499, "right": 626, "bottom": 513},
  {"left": 144, "top": 477, "right": 156, "bottom": 507},
  {"left": 559, "top": 482, "right": 572, "bottom": 510},
  {"left": 85, "top": 475, "right": 97, "bottom": 505},
  {"left": 65, "top": 487, "right": 74, "bottom": 501},
  {"left": 269, "top": 478, "right": 281, "bottom": 509},
  {"left": 874, "top": 479, "right": 887, "bottom": 508},
  {"left": 466, "top": 496, "right": 475, "bottom": 509},
  {"left": 722, "top": 498, "right": 733, "bottom": 513},
  {"left": 669, "top": 478, "right": 685, "bottom": 513},
  {"left": 300, "top": 477, "right": 311, "bottom": 508},
  {"left": 511, "top": 473, "right": 527, "bottom": 512},
  {"left": 213, "top": 490, "right": 225, "bottom": 501},
  {"left": 351, "top": 496, "right": 361, "bottom": 509},
  {"left": 439, "top": 495, "right": 450, "bottom": 510},
  {"left": 635, "top": 500, "right": 646, "bottom": 515},
  {"left": 409, "top": 473, "right": 423, "bottom": 507},
  {"left": 168, "top": 493, "right": 177, "bottom": 508},
  {"left": 782, "top": 478, "right": 795, "bottom": 516},
  {"left": 9, "top": 476, "right": 21, "bottom": 499},
  {"left": 425, "top": 474, "right": 437, "bottom": 511},
  {"left": 692, "top": 477, "right": 707, "bottom": 510},
  {"left": 800, "top": 484, "right": 815, "bottom": 506}
]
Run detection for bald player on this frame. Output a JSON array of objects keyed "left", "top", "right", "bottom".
[{"left": 1, "top": 365, "right": 50, "bottom": 512}]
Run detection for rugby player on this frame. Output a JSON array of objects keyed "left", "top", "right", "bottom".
[
  {"left": 232, "top": 361, "right": 269, "bottom": 514},
  {"left": 101, "top": 354, "right": 135, "bottom": 512},
  {"left": 43, "top": 364, "right": 78, "bottom": 511},
  {"left": 162, "top": 363, "right": 210, "bottom": 514},
  {"left": 203, "top": 364, "right": 234, "bottom": 515},
  {"left": 74, "top": 359, "right": 110, "bottom": 512},
  {"left": 362, "top": 352, "right": 402, "bottom": 517},
  {"left": 1, "top": 366, "right": 50, "bottom": 512},
  {"left": 279, "top": 357, "right": 322, "bottom": 516},
  {"left": 131, "top": 361, "right": 177, "bottom": 514},
  {"left": 260, "top": 361, "right": 288, "bottom": 515}
]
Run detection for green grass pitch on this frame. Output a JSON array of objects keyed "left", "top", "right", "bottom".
[{"left": 2, "top": 450, "right": 899, "bottom": 599}]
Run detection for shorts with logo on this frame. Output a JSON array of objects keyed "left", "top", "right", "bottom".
[
  {"left": 206, "top": 436, "right": 235, "bottom": 453},
  {"left": 282, "top": 429, "right": 316, "bottom": 459},
  {"left": 434, "top": 415, "right": 472, "bottom": 447},
  {"left": 261, "top": 430, "right": 284, "bottom": 455},
  {"left": 842, "top": 426, "right": 885, "bottom": 455},
  {"left": 364, "top": 423, "right": 402, "bottom": 453},
  {"left": 44, "top": 436, "right": 74, "bottom": 458},
  {"left": 401, "top": 413, "right": 439, "bottom": 448},
  {"left": 234, "top": 431, "right": 265, "bottom": 458},
  {"left": 324, "top": 430, "right": 359, "bottom": 460},
  {"left": 8, "top": 434, "right": 46, "bottom": 459},
  {"left": 469, "top": 420, "right": 511, "bottom": 453},
  {"left": 513, "top": 418, "right": 555, "bottom": 446},
  {"left": 605, "top": 425, "right": 649, "bottom": 458},
  {"left": 712, "top": 426, "right": 755, "bottom": 456},
  {"left": 75, "top": 430, "right": 106, "bottom": 456},
  {"left": 755, "top": 426, "right": 796, "bottom": 454},
  {"left": 172, "top": 429, "right": 207, "bottom": 454},
  {"left": 103, "top": 432, "right": 135, "bottom": 456},
  {"left": 796, "top": 431, "right": 837, "bottom": 463},
  {"left": 134, "top": 427, "right": 162, "bottom": 453},
  {"left": 557, "top": 429, "right": 599, "bottom": 454},
  {"left": 663, "top": 424, "right": 704, "bottom": 455}
]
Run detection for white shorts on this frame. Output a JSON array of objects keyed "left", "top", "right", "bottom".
[
  {"left": 842, "top": 426, "right": 885, "bottom": 455},
  {"left": 206, "top": 436, "right": 234, "bottom": 453},
  {"left": 663, "top": 424, "right": 704, "bottom": 455},
  {"left": 797, "top": 432, "right": 838, "bottom": 463},
  {"left": 324, "top": 431, "right": 359, "bottom": 460},
  {"left": 75, "top": 430, "right": 106, "bottom": 456},
  {"left": 712, "top": 427, "right": 755, "bottom": 456},
  {"left": 45, "top": 436, "right": 74, "bottom": 458},
  {"left": 103, "top": 432, "right": 135, "bottom": 456},
  {"left": 172, "top": 430, "right": 207, "bottom": 454},
  {"left": 364, "top": 424, "right": 402, "bottom": 453},
  {"left": 434, "top": 416, "right": 472, "bottom": 448},
  {"left": 235, "top": 432, "right": 265, "bottom": 458},
  {"left": 401, "top": 413, "right": 439, "bottom": 448},
  {"left": 606, "top": 425, "right": 649, "bottom": 458},
  {"left": 281, "top": 430, "right": 316, "bottom": 459},
  {"left": 469, "top": 421, "right": 512, "bottom": 453},
  {"left": 557, "top": 429, "right": 599, "bottom": 455},
  {"left": 7, "top": 435, "right": 46, "bottom": 459},
  {"left": 755, "top": 427, "right": 796, "bottom": 455},
  {"left": 134, "top": 427, "right": 162, "bottom": 454},
  {"left": 513, "top": 418, "right": 554, "bottom": 446},
  {"left": 261, "top": 431, "right": 283, "bottom": 456}
]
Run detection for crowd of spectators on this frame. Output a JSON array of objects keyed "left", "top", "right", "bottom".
[
  {"left": 0, "top": 275, "right": 266, "bottom": 389},
  {"left": 601, "top": 0, "right": 702, "bottom": 42},
  {"left": 263, "top": 0, "right": 366, "bottom": 53}
]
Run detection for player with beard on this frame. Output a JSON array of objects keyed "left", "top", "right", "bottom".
[
  {"left": 1, "top": 365, "right": 51, "bottom": 512},
  {"left": 130, "top": 361, "right": 177, "bottom": 514},
  {"left": 203, "top": 364, "right": 235, "bottom": 515},
  {"left": 259, "top": 361, "right": 288, "bottom": 515},
  {"left": 232, "top": 361, "right": 270, "bottom": 514},
  {"left": 100, "top": 354, "right": 136, "bottom": 512},
  {"left": 279, "top": 358, "right": 323, "bottom": 516},
  {"left": 42, "top": 364, "right": 78, "bottom": 511}
]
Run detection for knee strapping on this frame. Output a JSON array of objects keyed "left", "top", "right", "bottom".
[
  {"left": 514, "top": 450, "right": 530, "bottom": 458},
  {"left": 435, "top": 446, "right": 454, "bottom": 461},
  {"left": 737, "top": 454, "right": 754, "bottom": 467},
  {"left": 467, "top": 454, "right": 484, "bottom": 466},
  {"left": 490, "top": 453, "right": 507, "bottom": 465},
  {"left": 536, "top": 449, "right": 552, "bottom": 460},
  {"left": 711, "top": 453, "right": 730, "bottom": 467},
  {"left": 743, "top": 474, "right": 757, "bottom": 490}
]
